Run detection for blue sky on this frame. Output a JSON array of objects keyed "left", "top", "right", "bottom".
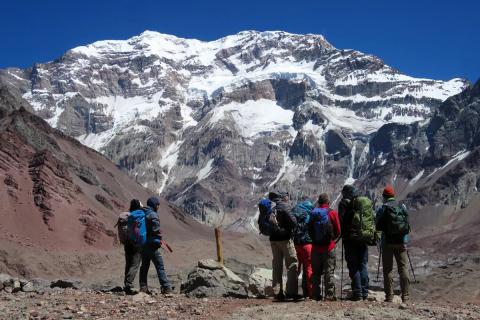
[{"left": 1, "top": 0, "right": 478, "bottom": 82}]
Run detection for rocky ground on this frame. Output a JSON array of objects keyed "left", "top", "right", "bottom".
[{"left": 1, "top": 289, "right": 479, "bottom": 320}]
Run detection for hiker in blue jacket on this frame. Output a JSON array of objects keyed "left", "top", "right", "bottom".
[{"left": 139, "top": 196, "right": 173, "bottom": 295}]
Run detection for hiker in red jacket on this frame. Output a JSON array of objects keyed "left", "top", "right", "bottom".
[{"left": 308, "top": 193, "right": 341, "bottom": 301}]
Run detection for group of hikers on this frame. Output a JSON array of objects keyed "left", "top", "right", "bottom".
[
  {"left": 116, "top": 184, "right": 411, "bottom": 304},
  {"left": 116, "top": 196, "right": 173, "bottom": 296},
  {"left": 258, "top": 184, "right": 411, "bottom": 303}
]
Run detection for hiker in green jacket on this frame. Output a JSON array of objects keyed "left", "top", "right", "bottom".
[{"left": 375, "top": 185, "right": 410, "bottom": 303}]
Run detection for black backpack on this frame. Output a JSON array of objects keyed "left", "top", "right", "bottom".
[
  {"left": 258, "top": 199, "right": 276, "bottom": 236},
  {"left": 383, "top": 202, "right": 410, "bottom": 236}
]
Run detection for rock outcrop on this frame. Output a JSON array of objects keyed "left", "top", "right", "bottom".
[{"left": 181, "top": 259, "right": 248, "bottom": 298}]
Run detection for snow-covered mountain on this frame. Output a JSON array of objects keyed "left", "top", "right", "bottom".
[{"left": 0, "top": 30, "right": 469, "bottom": 229}]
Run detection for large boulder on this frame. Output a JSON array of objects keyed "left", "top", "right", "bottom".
[
  {"left": 247, "top": 268, "right": 274, "bottom": 298},
  {"left": 181, "top": 259, "right": 248, "bottom": 298}
]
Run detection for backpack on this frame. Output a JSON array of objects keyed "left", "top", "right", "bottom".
[
  {"left": 116, "top": 212, "right": 130, "bottom": 245},
  {"left": 349, "top": 196, "right": 377, "bottom": 245},
  {"left": 309, "top": 207, "right": 334, "bottom": 246},
  {"left": 383, "top": 202, "right": 410, "bottom": 236},
  {"left": 258, "top": 198, "right": 276, "bottom": 236},
  {"left": 128, "top": 209, "right": 147, "bottom": 246},
  {"left": 292, "top": 200, "right": 314, "bottom": 244}
]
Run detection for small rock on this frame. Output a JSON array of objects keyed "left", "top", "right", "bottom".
[
  {"left": 132, "top": 292, "right": 150, "bottom": 303},
  {"left": 5, "top": 286, "right": 13, "bottom": 293},
  {"left": 0, "top": 273, "right": 12, "bottom": 286},
  {"left": 50, "top": 279, "right": 82, "bottom": 290},
  {"left": 12, "top": 280, "right": 21, "bottom": 292},
  {"left": 22, "top": 282, "right": 35, "bottom": 293},
  {"left": 29, "top": 310, "right": 40, "bottom": 318},
  {"left": 62, "top": 313, "right": 73, "bottom": 319},
  {"left": 399, "top": 303, "right": 408, "bottom": 310}
]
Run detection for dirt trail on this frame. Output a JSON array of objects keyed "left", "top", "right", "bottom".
[{"left": 1, "top": 290, "right": 479, "bottom": 320}]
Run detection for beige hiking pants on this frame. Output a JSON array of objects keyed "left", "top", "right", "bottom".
[{"left": 270, "top": 239, "right": 298, "bottom": 296}]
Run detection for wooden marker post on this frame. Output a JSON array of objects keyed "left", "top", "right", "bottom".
[{"left": 214, "top": 227, "right": 224, "bottom": 266}]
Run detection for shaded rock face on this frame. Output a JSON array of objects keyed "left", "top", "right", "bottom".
[
  {"left": 0, "top": 31, "right": 470, "bottom": 231},
  {"left": 325, "top": 130, "right": 351, "bottom": 158}
]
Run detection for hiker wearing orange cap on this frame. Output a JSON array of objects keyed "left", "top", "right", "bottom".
[{"left": 375, "top": 185, "right": 411, "bottom": 303}]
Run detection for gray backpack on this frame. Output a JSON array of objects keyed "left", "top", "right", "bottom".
[{"left": 116, "top": 212, "right": 130, "bottom": 245}]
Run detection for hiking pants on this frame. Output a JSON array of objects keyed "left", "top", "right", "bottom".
[
  {"left": 124, "top": 243, "right": 142, "bottom": 289},
  {"left": 311, "top": 247, "right": 336, "bottom": 299},
  {"left": 139, "top": 245, "right": 171, "bottom": 290},
  {"left": 270, "top": 239, "right": 298, "bottom": 296},
  {"left": 295, "top": 244, "right": 313, "bottom": 298},
  {"left": 382, "top": 244, "right": 410, "bottom": 301},
  {"left": 344, "top": 241, "right": 369, "bottom": 299}
]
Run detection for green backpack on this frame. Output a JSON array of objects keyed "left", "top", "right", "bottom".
[
  {"left": 349, "top": 196, "right": 377, "bottom": 245},
  {"left": 384, "top": 202, "right": 410, "bottom": 236}
]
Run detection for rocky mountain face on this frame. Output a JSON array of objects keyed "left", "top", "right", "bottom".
[
  {"left": 0, "top": 30, "right": 471, "bottom": 230},
  {"left": 0, "top": 86, "right": 212, "bottom": 278},
  {"left": 357, "top": 81, "right": 480, "bottom": 253}
]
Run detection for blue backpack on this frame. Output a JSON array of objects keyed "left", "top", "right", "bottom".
[
  {"left": 309, "top": 207, "right": 333, "bottom": 246},
  {"left": 128, "top": 209, "right": 147, "bottom": 246},
  {"left": 292, "top": 200, "right": 314, "bottom": 244},
  {"left": 258, "top": 198, "right": 275, "bottom": 236}
]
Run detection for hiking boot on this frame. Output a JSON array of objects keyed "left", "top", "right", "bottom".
[
  {"left": 124, "top": 287, "right": 138, "bottom": 295},
  {"left": 161, "top": 287, "right": 174, "bottom": 297},
  {"left": 348, "top": 295, "right": 362, "bottom": 302},
  {"left": 139, "top": 287, "right": 152, "bottom": 295},
  {"left": 401, "top": 296, "right": 410, "bottom": 304},
  {"left": 274, "top": 292, "right": 285, "bottom": 301},
  {"left": 286, "top": 294, "right": 304, "bottom": 301},
  {"left": 384, "top": 296, "right": 393, "bottom": 302}
]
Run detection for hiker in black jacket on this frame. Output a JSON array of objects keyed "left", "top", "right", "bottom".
[{"left": 268, "top": 191, "right": 301, "bottom": 301}]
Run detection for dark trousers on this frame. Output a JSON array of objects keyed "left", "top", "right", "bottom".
[
  {"left": 344, "top": 241, "right": 369, "bottom": 299},
  {"left": 139, "top": 245, "right": 171, "bottom": 290},
  {"left": 124, "top": 243, "right": 141, "bottom": 289},
  {"left": 382, "top": 244, "right": 410, "bottom": 301},
  {"left": 311, "top": 248, "right": 336, "bottom": 299}
]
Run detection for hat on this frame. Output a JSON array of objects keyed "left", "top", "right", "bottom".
[
  {"left": 268, "top": 190, "right": 288, "bottom": 201},
  {"left": 318, "top": 193, "right": 330, "bottom": 205},
  {"left": 147, "top": 196, "right": 161, "bottom": 209},
  {"left": 382, "top": 185, "right": 395, "bottom": 198},
  {"left": 341, "top": 185, "right": 357, "bottom": 199}
]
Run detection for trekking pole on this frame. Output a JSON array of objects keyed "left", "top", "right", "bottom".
[
  {"left": 406, "top": 249, "right": 417, "bottom": 283},
  {"left": 160, "top": 240, "right": 173, "bottom": 253},
  {"left": 340, "top": 239, "right": 344, "bottom": 300},
  {"left": 376, "top": 244, "right": 382, "bottom": 282}
]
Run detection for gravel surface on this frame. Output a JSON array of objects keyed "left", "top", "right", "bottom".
[{"left": 1, "top": 290, "right": 479, "bottom": 320}]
